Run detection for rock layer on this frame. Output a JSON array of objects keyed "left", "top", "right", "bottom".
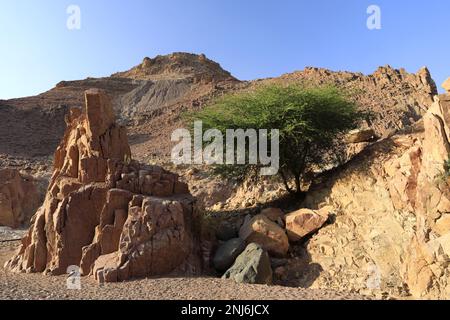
[{"left": 5, "top": 89, "right": 201, "bottom": 282}]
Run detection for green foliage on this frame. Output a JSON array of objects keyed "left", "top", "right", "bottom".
[
  {"left": 444, "top": 157, "right": 450, "bottom": 177},
  {"left": 185, "top": 83, "right": 368, "bottom": 194},
  {"left": 436, "top": 156, "right": 450, "bottom": 185}
]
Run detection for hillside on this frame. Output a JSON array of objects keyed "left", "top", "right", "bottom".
[{"left": 0, "top": 53, "right": 437, "bottom": 174}]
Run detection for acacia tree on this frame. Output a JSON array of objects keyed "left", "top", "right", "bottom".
[{"left": 186, "top": 84, "right": 366, "bottom": 196}]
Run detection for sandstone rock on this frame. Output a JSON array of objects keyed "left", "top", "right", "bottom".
[
  {"left": 239, "top": 214, "right": 289, "bottom": 257},
  {"left": 222, "top": 243, "right": 272, "bottom": 285},
  {"left": 345, "top": 129, "right": 377, "bottom": 144},
  {"left": 285, "top": 207, "right": 331, "bottom": 242},
  {"left": 0, "top": 169, "right": 41, "bottom": 228},
  {"left": 213, "top": 238, "right": 246, "bottom": 272},
  {"left": 443, "top": 78, "right": 450, "bottom": 93},
  {"left": 5, "top": 89, "right": 201, "bottom": 282}
]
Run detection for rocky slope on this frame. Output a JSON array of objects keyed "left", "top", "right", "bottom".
[
  {"left": 296, "top": 81, "right": 450, "bottom": 299},
  {"left": 0, "top": 53, "right": 436, "bottom": 171},
  {"left": 0, "top": 53, "right": 240, "bottom": 171}
]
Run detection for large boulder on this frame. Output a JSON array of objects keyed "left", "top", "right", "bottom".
[
  {"left": 213, "top": 238, "right": 246, "bottom": 272},
  {"left": 0, "top": 169, "right": 41, "bottom": 228},
  {"left": 239, "top": 214, "right": 289, "bottom": 257},
  {"left": 222, "top": 243, "right": 272, "bottom": 285},
  {"left": 5, "top": 89, "right": 202, "bottom": 282},
  {"left": 285, "top": 207, "right": 331, "bottom": 242}
]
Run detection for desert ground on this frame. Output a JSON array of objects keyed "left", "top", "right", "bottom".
[{"left": 0, "top": 238, "right": 367, "bottom": 300}]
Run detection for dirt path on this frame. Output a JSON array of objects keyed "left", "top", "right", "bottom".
[{"left": 0, "top": 241, "right": 368, "bottom": 300}]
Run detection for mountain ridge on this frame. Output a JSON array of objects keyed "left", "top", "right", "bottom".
[{"left": 0, "top": 52, "right": 438, "bottom": 173}]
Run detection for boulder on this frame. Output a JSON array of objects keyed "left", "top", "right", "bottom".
[
  {"left": 0, "top": 169, "right": 41, "bottom": 228},
  {"left": 239, "top": 214, "right": 289, "bottom": 257},
  {"left": 222, "top": 243, "right": 272, "bottom": 285},
  {"left": 213, "top": 238, "right": 246, "bottom": 272},
  {"left": 5, "top": 89, "right": 202, "bottom": 282},
  {"left": 345, "top": 129, "right": 377, "bottom": 144},
  {"left": 443, "top": 78, "right": 450, "bottom": 93},
  {"left": 285, "top": 207, "right": 331, "bottom": 242}
]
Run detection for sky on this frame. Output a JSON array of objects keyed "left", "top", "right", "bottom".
[{"left": 0, "top": 0, "right": 449, "bottom": 99}]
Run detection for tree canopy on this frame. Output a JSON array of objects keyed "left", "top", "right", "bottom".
[{"left": 185, "top": 84, "right": 367, "bottom": 195}]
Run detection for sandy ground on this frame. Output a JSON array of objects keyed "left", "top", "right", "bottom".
[{"left": 0, "top": 240, "right": 368, "bottom": 301}]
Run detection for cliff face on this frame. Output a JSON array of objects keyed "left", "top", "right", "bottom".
[
  {"left": 5, "top": 89, "right": 202, "bottom": 282},
  {"left": 301, "top": 80, "right": 450, "bottom": 299}
]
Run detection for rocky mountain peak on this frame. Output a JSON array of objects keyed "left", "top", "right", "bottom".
[{"left": 112, "top": 52, "right": 237, "bottom": 83}]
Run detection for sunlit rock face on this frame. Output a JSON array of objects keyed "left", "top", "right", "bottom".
[{"left": 303, "top": 79, "right": 450, "bottom": 299}]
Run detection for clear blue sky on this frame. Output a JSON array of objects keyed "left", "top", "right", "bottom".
[{"left": 1, "top": 0, "right": 449, "bottom": 99}]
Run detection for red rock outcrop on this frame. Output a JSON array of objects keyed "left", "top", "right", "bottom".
[
  {"left": 5, "top": 89, "right": 201, "bottom": 282},
  {"left": 0, "top": 169, "right": 41, "bottom": 228}
]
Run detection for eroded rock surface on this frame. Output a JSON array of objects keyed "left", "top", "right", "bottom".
[
  {"left": 302, "top": 79, "right": 450, "bottom": 299},
  {"left": 5, "top": 89, "right": 201, "bottom": 282}
]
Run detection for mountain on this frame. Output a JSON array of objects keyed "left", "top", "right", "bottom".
[
  {"left": 0, "top": 53, "right": 437, "bottom": 174},
  {"left": 1, "top": 52, "right": 449, "bottom": 300}
]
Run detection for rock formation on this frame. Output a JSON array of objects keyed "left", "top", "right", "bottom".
[
  {"left": 301, "top": 78, "right": 450, "bottom": 299},
  {"left": 0, "top": 169, "right": 41, "bottom": 228},
  {"left": 5, "top": 89, "right": 202, "bottom": 282}
]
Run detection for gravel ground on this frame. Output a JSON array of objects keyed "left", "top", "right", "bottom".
[
  {"left": 0, "top": 227, "right": 27, "bottom": 241},
  {"left": 0, "top": 240, "right": 368, "bottom": 300}
]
